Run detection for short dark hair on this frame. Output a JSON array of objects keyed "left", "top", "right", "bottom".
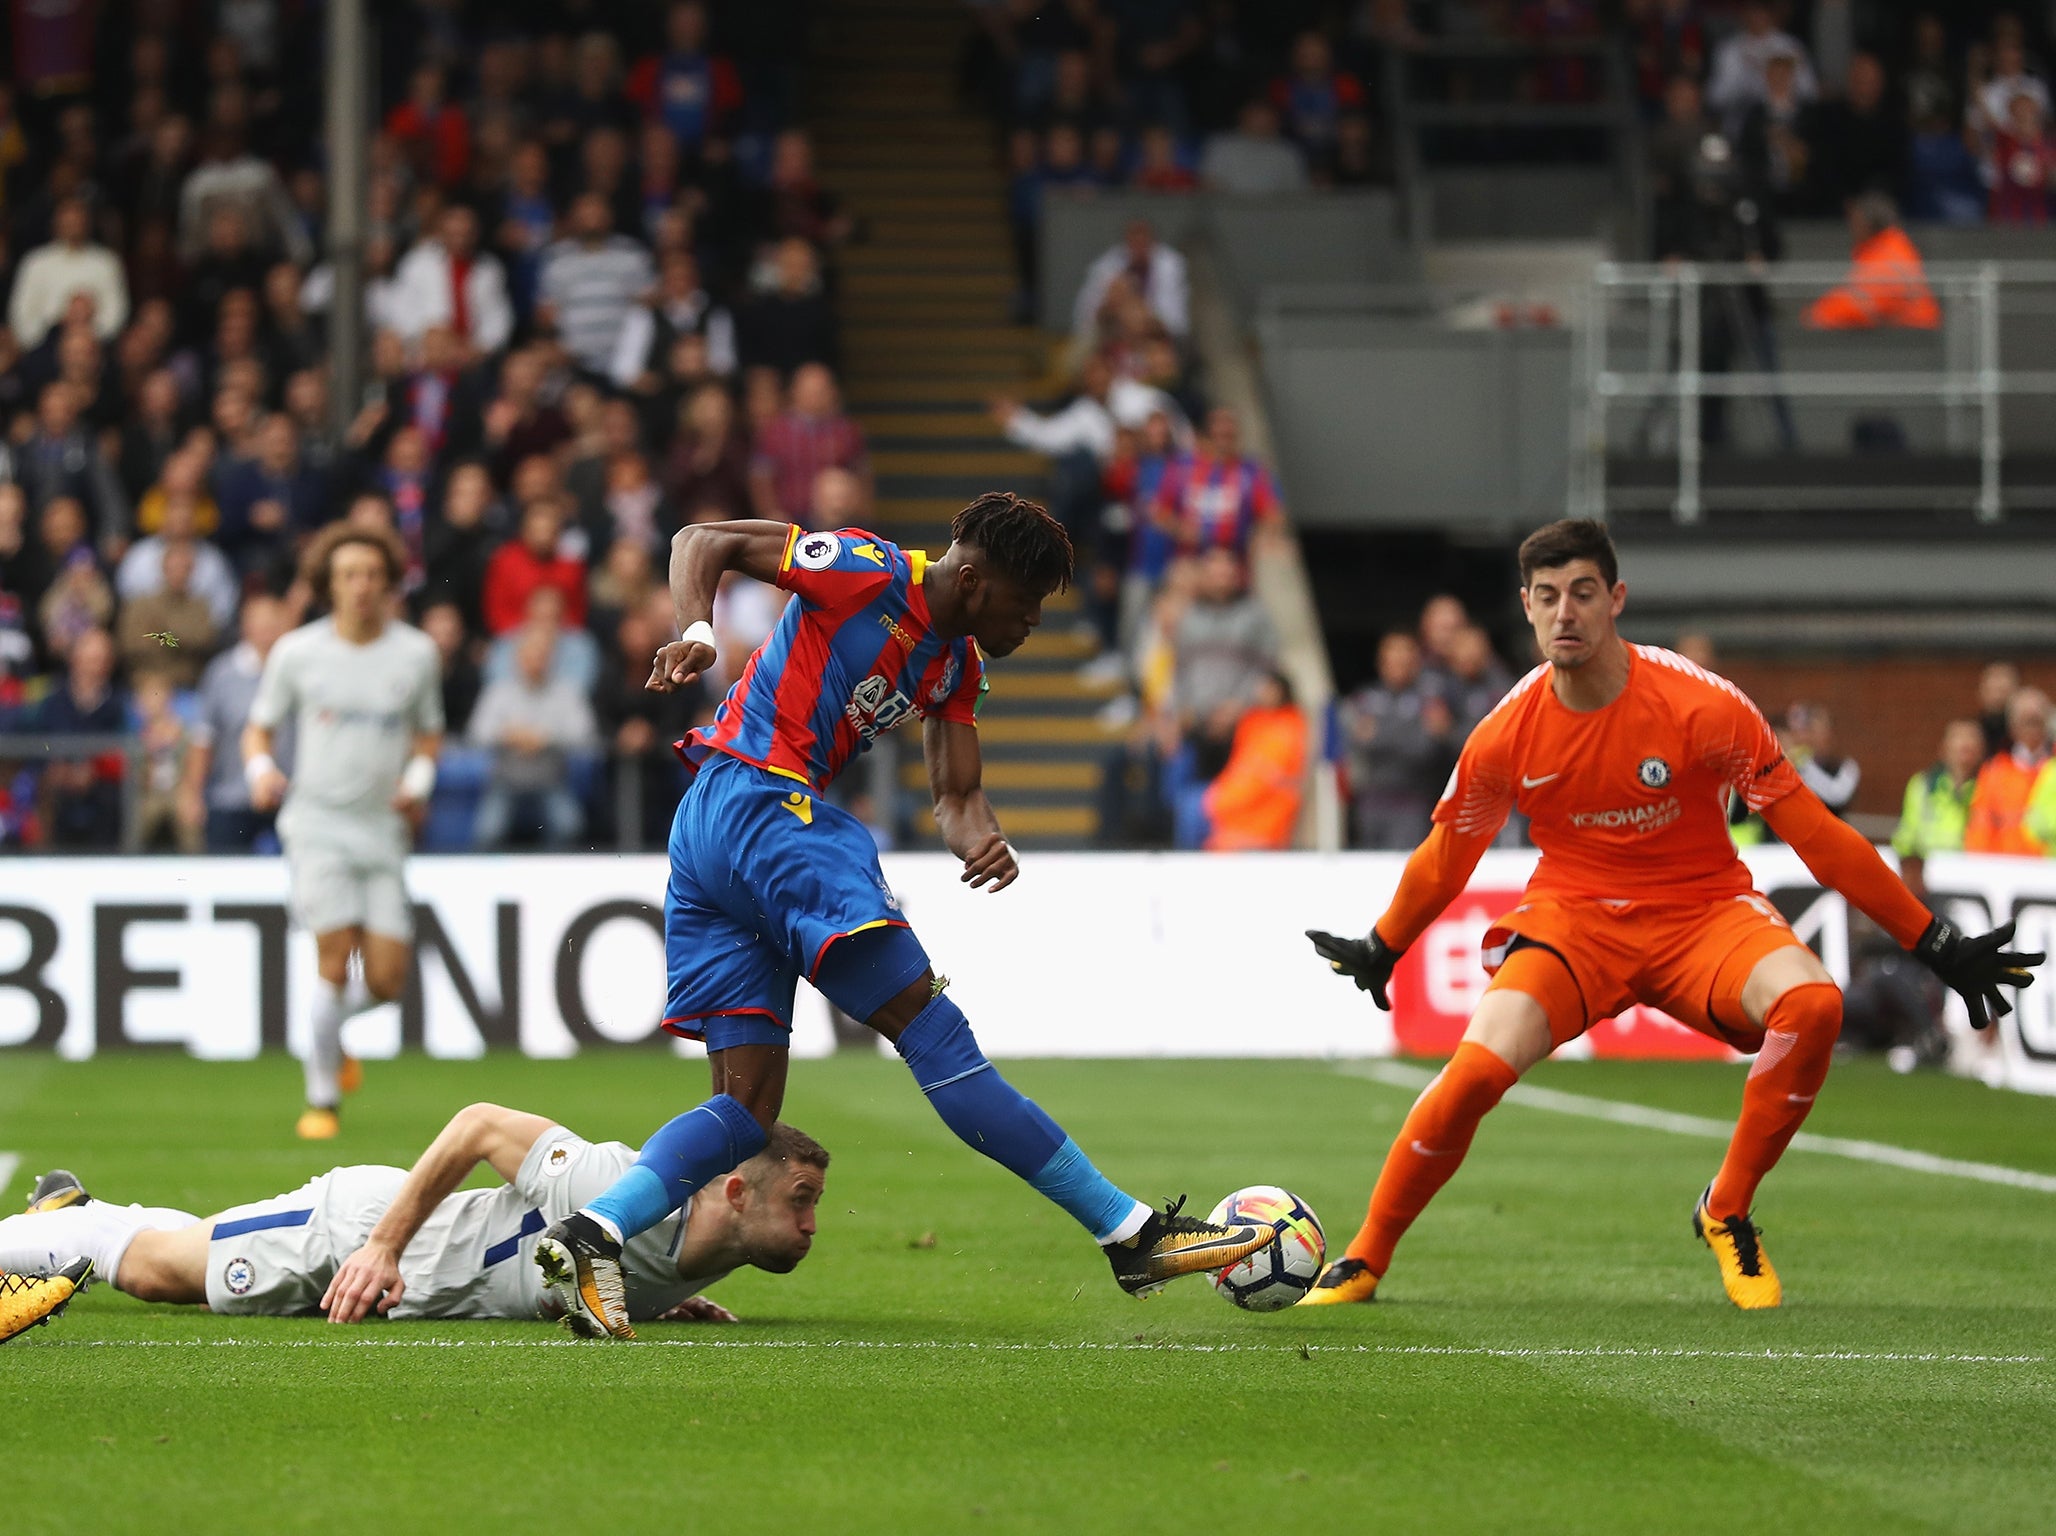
[
  {"left": 952, "top": 491, "right": 1073, "bottom": 595},
  {"left": 301, "top": 521, "right": 407, "bottom": 607},
  {"left": 745, "top": 1122, "right": 830, "bottom": 1184},
  {"left": 1518, "top": 518, "right": 1618, "bottom": 588}
]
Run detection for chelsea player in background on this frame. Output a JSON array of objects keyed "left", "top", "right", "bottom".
[{"left": 512, "top": 494, "right": 1272, "bottom": 1338}]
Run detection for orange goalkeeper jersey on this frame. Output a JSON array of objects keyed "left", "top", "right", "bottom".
[{"left": 1435, "top": 645, "right": 1802, "bottom": 902}]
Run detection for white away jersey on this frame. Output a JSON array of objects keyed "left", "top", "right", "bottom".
[{"left": 249, "top": 617, "right": 442, "bottom": 850}]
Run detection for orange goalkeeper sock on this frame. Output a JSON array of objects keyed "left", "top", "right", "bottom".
[
  {"left": 1344, "top": 1041, "right": 1519, "bottom": 1276},
  {"left": 1706, "top": 982, "right": 1842, "bottom": 1221}
]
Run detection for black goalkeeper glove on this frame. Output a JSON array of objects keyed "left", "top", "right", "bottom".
[
  {"left": 1912, "top": 917, "right": 2045, "bottom": 1031},
  {"left": 1306, "top": 928, "right": 1401, "bottom": 1011}
]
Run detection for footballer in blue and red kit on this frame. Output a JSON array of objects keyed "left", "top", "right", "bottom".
[
  {"left": 662, "top": 522, "right": 985, "bottom": 1041},
  {"left": 534, "top": 497, "right": 1275, "bottom": 1338}
]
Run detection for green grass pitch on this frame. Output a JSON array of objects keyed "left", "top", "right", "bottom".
[{"left": 4, "top": 1050, "right": 2054, "bottom": 1534}]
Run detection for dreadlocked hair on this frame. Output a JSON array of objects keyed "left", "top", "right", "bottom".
[{"left": 951, "top": 491, "right": 1073, "bottom": 595}]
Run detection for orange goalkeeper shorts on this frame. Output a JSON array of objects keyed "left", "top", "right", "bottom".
[{"left": 1479, "top": 893, "right": 1811, "bottom": 1052}]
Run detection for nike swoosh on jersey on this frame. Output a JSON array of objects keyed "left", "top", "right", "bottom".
[{"left": 1521, "top": 773, "right": 1560, "bottom": 788}]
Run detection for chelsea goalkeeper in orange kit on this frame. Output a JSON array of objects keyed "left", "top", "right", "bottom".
[{"left": 1306, "top": 520, "right": 2042, "bottom": 1309}]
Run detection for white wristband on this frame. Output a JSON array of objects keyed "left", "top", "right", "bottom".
[
  {"left": 244, "top": 753, "right": 279, "bottom": 793},
  {"left": 399, "top": 754, "right": 437, "bottom": 802},
  {"left": 680, "top": 619, "right": 716, "bottom": 651}
]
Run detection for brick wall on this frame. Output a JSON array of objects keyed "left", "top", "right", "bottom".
[{"left": 1711, "top": 657, "right": 2056, "bottom": 817}]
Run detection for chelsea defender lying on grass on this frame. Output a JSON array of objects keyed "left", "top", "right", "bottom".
[
  {"left": 0, "top": 1104, "right": 824, "bottom": 1328},
  {"left": 530, "top": 496, "right": 1271, "bottom": 1341}
]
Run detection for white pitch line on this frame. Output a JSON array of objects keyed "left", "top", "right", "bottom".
[
  {"left": 1340, "top": 1062, "right": 2056, "bottom": 1195},
  {"left": 31, "top": 1339, "right": 2046, "bottom": 1364}
]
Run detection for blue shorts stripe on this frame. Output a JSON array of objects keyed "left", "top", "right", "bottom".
[
  {"left": 483, "top": 1209, "right": 547, "bottom": 1267},
  {"left": 212, "top": 1208, "right": 313, "bottom": 1241}
]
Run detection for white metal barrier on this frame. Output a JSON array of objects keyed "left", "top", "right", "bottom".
[{"left": 1569, "top": 260, "right": 2056, "bottom": 523}]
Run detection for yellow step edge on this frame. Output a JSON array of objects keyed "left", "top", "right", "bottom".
[
  {"left": 843, "top": 272, "right": 1014, "bottom": 295},
  {"left": 982, "top": 668, "right": 1118, "bottom": 700},
  {"left": 1008, "top": 630, "right": 1101, "bottom": 663},
  {"left": 872, "top": 450, "right": 1046, "bottom": 476},
  {"left": 849, "top": 377, "right": 1029, "bottom": 402},
  {"left": 843, "top": 326, "right": 1042, "bottom": 349},
  {"left": 853, "top": 412, "right": 1007, "bottom": 437},
  {"left": 970, "top": 712, "right": 1115, "bottom": 744},
  {"left": 970, "top": 716, "right": 1118, "bottom": 746},
  {"left": 840, "top": 307, "right": 1017, "bottom": 328},
  {"left": 851, "top": 357, "right": 1041, "bottom": 383}
]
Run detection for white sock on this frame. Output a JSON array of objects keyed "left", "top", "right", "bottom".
[
  {"left": 338, "top": 975, "right": 380, "bottom": 1020},
  {"left": 1099, "top": 1200, "right": 1153, "bottom": 1246},
  {"left": 581, "top": 1208, "right": 625, "bottom": 1245},
  {"left": 304, "top": 980, "right": 347, "bottom": 1108},
  {"left": 0, "top": 1204, "right": 197, "bottom": 1289}
]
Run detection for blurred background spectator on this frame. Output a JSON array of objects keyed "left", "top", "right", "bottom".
[
  {"left": 1891, "top": 718, "right": 1983, "bottom": 896},
  {"left": 1787, "top": 701, "right": 1861, "bottom": 817},
  {"left": 1967, "top": 687, "right": 2051, "bottom": 855},
  {"left": 467, "top": 625, "right": 599, "bottom": 850},
  {"left": 1343, "top": 630, "right": 1454, "bottom": 851}
]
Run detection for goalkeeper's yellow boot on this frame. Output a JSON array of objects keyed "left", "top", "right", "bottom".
[
  {"left": 0, "top": 1259, "right": 92, "bottom": 1344},
  {"left": 1692, "top": 1188, "right": 1781, "bottom": 1310},
  {"left": 296, "top": 1106, "right": 341, "bottom": 1141},
  {"left": 1105, "top": 1196, "right": 1272, "bottom": 1297},
  {"left": 338, "top": 1055, "right": 363, "bottom": 1096},
  {"left": 1298, "top": 1256, "right": 1380, "bottom": 1306}
]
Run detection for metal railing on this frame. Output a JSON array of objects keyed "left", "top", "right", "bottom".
[{"left": 1570, "top": 259, "right": 2056, "bottom": 523}]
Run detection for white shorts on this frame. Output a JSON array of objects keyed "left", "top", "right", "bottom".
[
  {"left": 203, "top": 1166, "right": 406, "bottom": 1315},
  {"left": 284, "top": 842, "right": 413, "bottom": 940}
]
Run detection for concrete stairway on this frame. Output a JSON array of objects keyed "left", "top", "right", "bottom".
[{"left": 812, "top": 0, "right": 1119, "bottom": 848}]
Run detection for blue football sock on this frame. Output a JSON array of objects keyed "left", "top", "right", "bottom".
[
  {"left": 894, "top": 992, "right": 1146, "bottom": 1243},
  {"left": 584, "top": 1094, "right": 768, "bottom": 1242}
]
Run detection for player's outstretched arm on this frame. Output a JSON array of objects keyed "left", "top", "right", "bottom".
[
  {"left": 924, "top": 717, "right": 1017, "bottom": 892},
  {"left": 322, "top": 1103, "right": 555, "bottom": 1323},
  {"left": 1308, "top": 822, "right": 1493, "bottom": 1011},
  {"left": 1762, "top": 787, "right": 2046, "bottom": 1029},
  {"left": 647, "top": 519, "right": 796, "bottom": 691}
]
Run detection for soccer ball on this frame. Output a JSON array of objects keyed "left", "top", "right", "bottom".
[{"left": 1207, "top": 1186, "right": 1326, "bottom": 1312}]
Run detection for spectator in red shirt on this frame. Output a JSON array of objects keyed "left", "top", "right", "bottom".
[
  {"left": 749, "top": 363, "right": 869, "bottom": 522},
  {"left": 482, "top": 496, "right": 587, "bottom": 635},
  {"left": 1152, "top": 407, "right": 1285, "bottom": 564},
  {"left": 385, "top": 63, "right": 471, "bottom": 192}
]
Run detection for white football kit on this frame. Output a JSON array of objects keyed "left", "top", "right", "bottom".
[
  {"left": 0, "top": 1129, "right": 723, "bottom": 1323},
  {"left": 203, "top": 1127, "right": 720, "bottom": 1319},
  {"left": 247, "top": 616, "right": 443, "bottom": 939}
]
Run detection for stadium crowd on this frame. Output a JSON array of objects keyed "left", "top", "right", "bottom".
[
  {"left": 982, "top": 1, "right": 2056, "bottom": 323},
  {"left": 0, "top": 0, "right": 876, "bottom": 854},
  {"left": 1635, "top": 4, "right": 2056, "bottom": 228}
]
